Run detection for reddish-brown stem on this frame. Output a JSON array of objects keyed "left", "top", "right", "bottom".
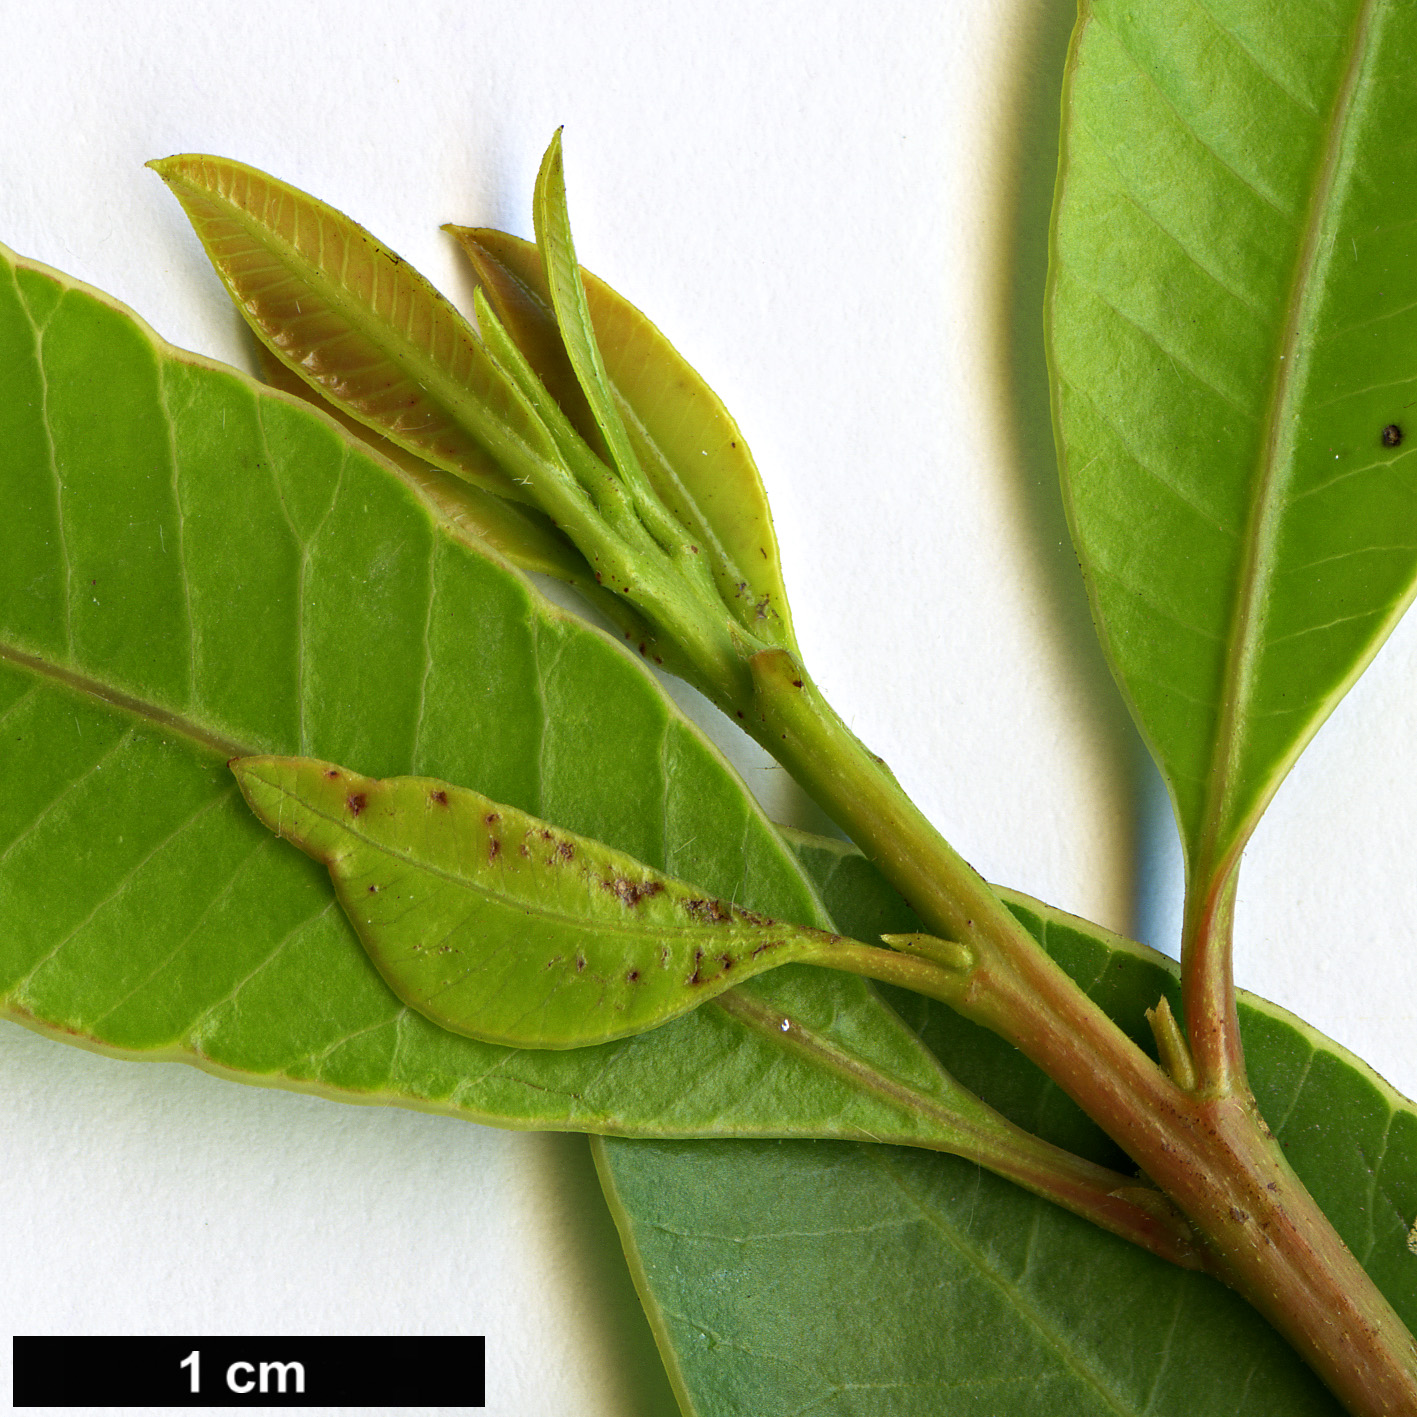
[
  {"left": 1182, "top": 854, "right": 1247, "bottom": 1095},
  {"left": 716, "top": 978, "right": 1206, "bottom": 1271},
  {"left": 748, "top": 648, "right": 1417, "bottom": 1417}
]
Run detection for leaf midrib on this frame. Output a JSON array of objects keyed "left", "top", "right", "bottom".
[
  {"left": 1198, "top": 0, "right": 1380, "bottom": 878},
  {"left": 0, "top": 639, "right": 247, "bottom": 760},
  {"left": 172, "top": 164, "right": 558, "bottom": 496},
  {"left": 248, "top": 768, "right": 833, "bottom": 952}
]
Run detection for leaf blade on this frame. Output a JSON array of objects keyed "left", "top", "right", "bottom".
[
  {"left": 149, "top": 153, "right": 560, "bottom": 503},
  {"left": 1049, "top": 0, "right": 1417, "bottom": 883},
  {"left": 232, "top": 755, "right": 843, "bottom": 1048}
]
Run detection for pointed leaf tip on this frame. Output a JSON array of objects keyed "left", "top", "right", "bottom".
[{"left": 149, "top": 151, "right": 559, "bottom": 505}]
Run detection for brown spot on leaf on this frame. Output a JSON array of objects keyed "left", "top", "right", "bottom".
[
  {"left": 1230, "top": 1207, "right": 1250, "bottom": 1224},
  {"left": 608, "top": 877, "right": 663, "bottom": 907},
  {"left": 719, "top": 954, "right": 734, "bottom": 971},
  {"left": 791, "top": 679, "right": 803, "bottom": 689},
  {"left": 576, "top": 956, "right": 587, "bottom": 972},
  {"left": 752, "top": 939, "right": 784, "bottom": 958},
  {"left": 347, "top": 793, "right": 366, "bottom": 817},
  {"left": 1383, "top": 423, "right": 1404, "bottom": 447},
  {"left": 484, "top": 811, "right": 500, "bottom": 824},
  {"left": 325, "top": 768, "right": 341, "bottom": 780},
  {"left": 688, "top": 949, "right": 705, "bottom": 985},
  {"left": 367, "top": 884, "right": 379, "bottom": 893},
  {"left": 519, "top": 844, "right": 531, "bottom": 858},
  {"left": 431, "top": 789, "right": 448, "bottom": 806},
  {"left": 488, "top": 839, "right": 501, "bottom": 862},
  {"left": 684, "top": 897, "right": 731, "bottom": 924},
  {"left": 626, "top": 969, "right": 640, "bottom": 983},
  {"left": 557, "top": 841, "right": 574, "bottom": 863}
]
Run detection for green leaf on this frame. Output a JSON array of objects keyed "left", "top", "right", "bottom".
[
  {"left": 251, "top": 340, "right": 697, "bottom": 679},
  {"left": 7, "top": 238, "right": 1416, "bottom": 1414},
  {"left": 599, "top": 835, "right": 1417, "bottom": 1416},
  {"left": 450, "top": 223, "right": 797, "bottom": 652},
  {"left": 0, "top": 242, "right": 1028, "bottom": 1158},
  {"left": 1049, "top": 1, "right": 1417, "bottom": 881},
  {"left": 251, "top": 342, "right": 596, "bottom": 589},
  {"left": 148, "top": 153, "right": 560, "bottom": 504},
  {"left": 232, "top": 755, "right": 851, "bottom": 1048}
]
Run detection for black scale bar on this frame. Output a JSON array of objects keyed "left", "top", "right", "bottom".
[{"left": 12, "top": 1336, "right": 485, "bottom": 1407}]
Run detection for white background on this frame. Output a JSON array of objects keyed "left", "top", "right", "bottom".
[{"left": 1, "top": 2, "right": 1414, "bottom": 1414}]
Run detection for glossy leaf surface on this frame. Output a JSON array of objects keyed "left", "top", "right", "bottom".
[
  {"left": 234, "top": 756, "right": 848, "bottom": 1048},
  {"left": 449, "top": 225, "right": 796, "bottom": 645},
  {"left": 1050, "top": 0, "right": 1417, "bottom": 877},
  {"left": 0, "top": 243, "right": 1010, "bottom": 1154},
  {"left": 150, "top": 153, "right": 554, "bottom": 503},
  {"left": 600, "top": 835, "right": 1417, "bottom": 1416}
]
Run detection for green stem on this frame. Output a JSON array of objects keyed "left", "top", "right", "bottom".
[{"left": 747, "top": 647, "right": 1417, "bottom": 1417}]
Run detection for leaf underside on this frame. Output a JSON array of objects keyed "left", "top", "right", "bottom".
[
  {"left": 233, "top": 756, "right": 842, "bottom": 1048},
  {"left": 2, "top": 242, "right": 1414, "bottom": 1413},
  {"left": 149, "top": 153, "right": 551, "bottom": 503},
  {"left": 1051, "top": 0, "right": 1417, "bottom": 877}
]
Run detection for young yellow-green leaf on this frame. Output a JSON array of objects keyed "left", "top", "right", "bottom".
[
  {"left": 148, "top": 153, "right": 557, "bottom": 504},
  {"left": 450, "top": 223, "right": 797, "bottom": 649},
  {"left": 1050, "top": 2, "right": 1417, "bottom": 891},
  {"left": 532, "top": 134, "right": 664, "bottom": 520},
  {"left": 524, "top": 133, "right": 795, "bottom": 648},
  {"left": 232, "top": 756, "right": 848, "bottom": 1048}
]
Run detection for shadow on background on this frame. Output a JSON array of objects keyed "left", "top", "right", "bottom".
[
  {"left": 531, "top": 1133, "right": 681, "bottom": 1417},
  {"left": 984, "top": 0, "right": 1183, "bottom": 955}
]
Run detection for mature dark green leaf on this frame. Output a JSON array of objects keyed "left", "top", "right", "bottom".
[
  {"left": 599, "top": 835, "right": 1417, "bottom": 1416},
  {"left": 1050, "top": 0, "right": 1417, "bottom": 881}
]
